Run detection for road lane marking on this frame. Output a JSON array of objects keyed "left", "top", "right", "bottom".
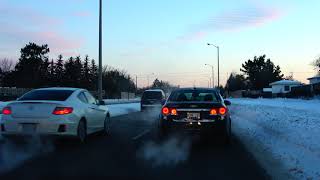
[{"left": 132, "top": 129, "right": 150, "bottom": 140}]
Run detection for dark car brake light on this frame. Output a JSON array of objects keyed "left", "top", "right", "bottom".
[
  {"left": 162, "top": 107, "right": 178, "bottom": 116},
  {"left": 210, "top": 107, "right": 227, "bottom": 115},
  {"left": 171, "top": 108, "right": 178, "bottom": 115},
  {"left": 210, "top": 108, "right": 217, "bottom": 115},
  {"left": 162, "top": 107, "right": 170, "bottom": 115},
  {"left": 219, "top": 107, "right": 227, "bottom": 115}
]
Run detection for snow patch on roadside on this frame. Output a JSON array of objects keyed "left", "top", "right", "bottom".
[{"left": 230, "top": 98, "right": 320, "bottom": 179}]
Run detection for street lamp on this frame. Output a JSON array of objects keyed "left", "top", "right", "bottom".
[
  {"left": 98, "top": 0, "right": 103, "bottom": 101},
  {"left": 205, "top": 64, "right": 214, "bottom": 88},
  {"left": 207, "top": 43, "right": 220, "bottom": 87}
]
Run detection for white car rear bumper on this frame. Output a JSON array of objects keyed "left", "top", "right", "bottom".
[{"left": 0, "top": 116, "right": 78, "bottom": 137}]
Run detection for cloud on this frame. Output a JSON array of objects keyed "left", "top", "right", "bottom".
[
  {"left": 0, "top": 2, "right": 83, "bottom": 58},
  {"left": 205, "top": 6, "right": 284, "bottom": 32},
  {"left": 177, "top": 1, "right": 286, "bottom": 42}
]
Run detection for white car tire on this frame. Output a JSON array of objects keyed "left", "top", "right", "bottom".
[{"left": 77, "top": 120, "right": 87, "bottom": 143}]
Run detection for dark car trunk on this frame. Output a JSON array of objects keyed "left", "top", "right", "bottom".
[
  {"left": 165, "top": 102, "right": 224, "bottom": 120},
  {"left": 141, "top": 99, "right": 162, "bottom": 105}
]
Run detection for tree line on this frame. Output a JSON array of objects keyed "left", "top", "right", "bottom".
[
  {"left": 225, "top": 55, "right": 284, "bottom": 92},
  {"left": 0, "top": 42, "right": 136, "bottom": 98}
]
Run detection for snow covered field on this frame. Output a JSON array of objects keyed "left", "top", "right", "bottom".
[{"left": 230, "top": 98, "right": 320, "bottom": 179}]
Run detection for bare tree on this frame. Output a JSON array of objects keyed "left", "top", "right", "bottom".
[
  {"left": 313, "top": 57, "right": 320, "bottom": 75},
  {"left": 0, "top": 58, "right": 14, "bottom": 72}
]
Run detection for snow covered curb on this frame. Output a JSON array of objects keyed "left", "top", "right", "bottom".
[{"left": 229, "top": 98, "right": 320, "bottom": 179}]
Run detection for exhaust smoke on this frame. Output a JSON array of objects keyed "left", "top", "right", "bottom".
[
  {"left": 0, "top": 136, "right": 54, "bottom": 174},
  {"left": 138, "top": 136, "right": 192, "bottom": 167}
]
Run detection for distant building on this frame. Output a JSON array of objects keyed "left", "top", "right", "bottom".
[
  {"left": 269, "top": 80, "right": 302, "bottom": 94},
  {"left": 307, "top": 75, "right": 320, "bottom": 85}
]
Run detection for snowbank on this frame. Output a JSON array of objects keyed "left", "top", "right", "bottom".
[{"left": 230, "top": 98, "right": 320, "bottom": 179}]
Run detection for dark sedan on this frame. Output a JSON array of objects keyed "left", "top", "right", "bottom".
[{"left": 158, "top": 88, "right": 231, "bottom": 143}]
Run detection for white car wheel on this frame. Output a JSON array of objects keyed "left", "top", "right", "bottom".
[{"left": 77, "top": 120, "right": 87, "bottom": 143}]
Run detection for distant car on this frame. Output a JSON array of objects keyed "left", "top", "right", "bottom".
[
  {"left": 158, "top": 88, "right": 231, "bottom": 143},
  {"left": 141, "top": 89, "right": 166, "bottom": 111},
  {"left": 0, "top": 88, "right": 111, "bottom": 143}
]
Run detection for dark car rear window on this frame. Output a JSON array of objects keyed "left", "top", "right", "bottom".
[
  {"left": 168, "top": 89, "right": 220, "bottom": 102},
  {"left": 142, "top": 91, "right": 163, "bottom": 100},
  {"left": 18, "top": 90, "right": 74, "bottom": 101}
]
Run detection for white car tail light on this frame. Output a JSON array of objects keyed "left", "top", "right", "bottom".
[
  {"left": 2, "top": 107, "right": 12, "bottom": 115},
  {"left": 52, "top": 107, "right": 73, "bottom": 115}
]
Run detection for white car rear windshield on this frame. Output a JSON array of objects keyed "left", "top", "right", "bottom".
[{"left": 18, "top": 90, "right": 74, "bottom": 101}]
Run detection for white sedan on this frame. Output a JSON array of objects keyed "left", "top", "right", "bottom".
[{"left": 0, "top": 88, "right": 111, "bottom": 142}]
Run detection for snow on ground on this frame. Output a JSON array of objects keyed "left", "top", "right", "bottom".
[
  {"left": 229, "top": 98, "right": 320, "bottom": 179},
  {"left": 107, "top": 103, "right": 140, "bottom": 117}
]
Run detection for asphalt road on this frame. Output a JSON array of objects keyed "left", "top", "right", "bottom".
[{"left": 0, "top": 110, "right": 269, "bottom": 180}]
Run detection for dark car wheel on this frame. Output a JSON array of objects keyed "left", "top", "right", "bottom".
[
  {"left": 77, "top": 120, "right": 87, "bottom": 143},
  {"left": 157, "top": 120, "right": 168, "bottom": 141},
  {"left": 102, "top": 115, "right": 111, "bottom": 136},
  {"left": 223, "top": 120, "right": 232, "bottom": 145}
]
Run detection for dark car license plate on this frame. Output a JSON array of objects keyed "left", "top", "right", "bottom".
[
  {"left": 22, "top": 124, "right": 37, "bottom": 133},
  {"left": 187, "top": 112, "right": 200, "bottom": 120}
]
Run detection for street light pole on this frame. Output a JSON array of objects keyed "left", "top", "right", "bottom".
[
  {"left": 207, "top": 43, "right": 220, "bottom": 87},
  {"left": 98, "top": 0, "right": 103, "bottom": 101},
  {"left": 205, "top": 64, "right": 214, "bottom": 88}
]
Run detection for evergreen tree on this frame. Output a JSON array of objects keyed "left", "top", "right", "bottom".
[
  {"left": 55, "top": 54, "right": 64, "bottom": 86},
  {"left": 241, "top": 55, "right": 284, "bottom": 90},
  {"left": 14, "top": 42, "right": 50, "bottom": 88},
  {"left": 40, "top": 58, "right": 50, "bottom": 87},
  {"left": 90, "top": 59, "right": 98, "bottom": 90},
  {"left": 81, "top": 55, "right": 91, "bottom": 88},
  {"left": 74, "top": 56, "right": 83, "bottom": 87},
  {"left": 64, "top": 57, "right": 75, "bottom": 87},
  {"left": 225, "top": 73, "right": 247, "bottom": 92}
]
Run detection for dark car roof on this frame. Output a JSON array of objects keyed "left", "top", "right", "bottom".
[{"left": 172, "top": 87, "right": 219, "bottom": 92}]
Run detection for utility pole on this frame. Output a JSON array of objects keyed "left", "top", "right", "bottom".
[
  {"left": 136, "top": 75, "right": 138, "bottom": 90},
  {"left": 98, "top": 0, "right": 103, "bottom": 101}
]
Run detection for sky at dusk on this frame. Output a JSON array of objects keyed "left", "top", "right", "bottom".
[{"left": 1, "top": 0, "right": 320, "bottom": 87}]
